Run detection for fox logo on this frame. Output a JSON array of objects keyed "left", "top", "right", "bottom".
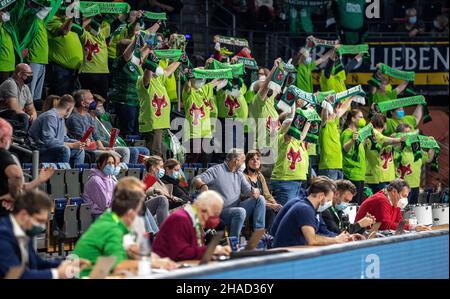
[
  {"left": 287, "top": 147, "right": 302, "bottom": 170},
  {"left": 266, "top": 116, "right": 280, "bottom": 135},
  {"left": 203, "top": 98, "right": 214, "bottom": 113},
  {"left": 381, "top": 149, "right": 393, "bottom": 170},
  {"left": 84, "top": 40, "right": 99, "bottom": 62},
  {"left": 152, "top": 94, "right": 168, "bottom": 117},
  {"left": 224, "top": 96, "right": 240, "bottom": 117},
  {"left": 397, "top": 163, "right": 412, "bottom": 179},
  {"left": 275, "top": 70, "right": 283, "bottom": 81},
  {"left": 189, "top": 103, "right": 205, "bottom": 126}
]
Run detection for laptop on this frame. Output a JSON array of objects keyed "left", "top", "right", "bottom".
[
  {"left": 367, "top": 222, "right": 382, "bottom": 240},
  {"left": 230, "top": 229, "right": 288, "bottom": 259},
  {"left": 198, "top": 231, "right": 225, "bottom": 265},
  {"left": 89, "top": 256, "right": 117, "bottom": 279}
]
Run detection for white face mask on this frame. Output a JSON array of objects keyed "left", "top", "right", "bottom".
[
  {"left": 155, "top": 66, "right": 164, "bottom": 77},
  {"left": 226, "top": 87, "right": 241, "bottom": 99},
  {"left": 317, "top": 200, "right": 332, "bottom": 213},
  {"left": 397, "top": 197, "right": 409, "bottom": 209},
  {"left": 238, "top": 163, "right": 246, "bottom": 172},
  {"left": 1, "top": 11, "right": 11, "bottom": 22},
  {"left": 259, "top": 75, "right": 266, "bottom": 81},
  {"left": 304, "top": 57, "right": 312, "bottom": 65},
  {"left": 194, "top": 79, "right": 205, "bottom": 89}
]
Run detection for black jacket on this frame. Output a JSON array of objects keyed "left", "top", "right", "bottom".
[
  {"left": 160, "top": 175, "right": 191, "bottom": 204},
  {"left": 322, "top": 207, "right": 365, "bottom": 234}
]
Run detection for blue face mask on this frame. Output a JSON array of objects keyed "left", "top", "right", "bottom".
[
  {"left": 171, "top": 171, "right": 180, "bottom": 179},
  {"left": 114, "top": 166, "right": 121, "bottom": 176},
  {"left": 335, "top": 202, "right": 350, "bottom": 211},
  {"left": 409, "top": 16, "right": 417, "bottom": 24},
  {"left": 396, "top": 110, "right": 405, "bottom": 119},
  {"left": 88, "top": 101, "right": 97, "bottom": 111},
  {"left": 157, "top": 168, "right": 165, "bottom": 179},
  {"left": 103, "top": 164, "right": 115, "bottom": 176}
]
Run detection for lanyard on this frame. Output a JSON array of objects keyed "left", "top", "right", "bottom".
[
  {"left": 191, "top": 207, "right": 204, "bottom": 247},
  {"left": 330, "top": 206, "right": 342, "bottom": 230},
  {"left": 384, "top": 189, "right": 394, "bottom": 206}
]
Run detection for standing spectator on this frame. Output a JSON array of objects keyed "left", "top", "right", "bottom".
[
  {"left": 396, "top": 7, "right": 425, "bottom": 37},
  {"left": 193, "top": 148, "right": 264, "bottom": 238},
  {"left": 83, "top": 152, "right": 117, "bottom": 220},
  {"left": 431, "top": 14, "right": 449, "bottom": 37},
  {"left": 332, "top": 0, "right": 368, "bottom": 44},
  {"left": 149, "top": 0, "right": 184, "bottom": 24},
  {"left": 0, "top": 11, "right": 15, "bottom": 84},
  {"left": 243, "top": 150, "right": 282, "bottom": 231},
  {"left": 0, "top": 64, "right": 38, "bottom": 129},
  {"left": 29, "top": 94, "right": 85, "bottom": 166},
  {"left": 46, "top": 12, "right": 83, "bottom": 96}
]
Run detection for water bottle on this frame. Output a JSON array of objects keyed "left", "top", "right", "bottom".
[
  {"left": 138, "top": 234, "right": 152, "bottom": 276},
  {"left": 409, "top": 211, "right": 417, "bottom": 232}
]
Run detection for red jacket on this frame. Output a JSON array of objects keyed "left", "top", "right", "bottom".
[
  {"left": 152, "top": 208, "right": 207, "bottom": 261},
  {"left": 355, "top": 190, "right": 409, "bottom": 231}
]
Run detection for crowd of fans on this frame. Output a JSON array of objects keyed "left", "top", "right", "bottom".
[{"left": 0, "top": 0, "right": 447, "bottom": 279}]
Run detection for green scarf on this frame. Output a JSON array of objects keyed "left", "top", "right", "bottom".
[
  {"left": 288, "top": 108, "right": 321, "bottom": 143},
  {"left": 379, "top": 63, "right": 415, "bottom": 82},
  {"left": 418, "top": 135, "right": 440, "bottom": 172},
  {"left": 336, "top": 85, "right": 366, "bottom": 102},
  {"left": 193, "top": 68, "right": 232, "bottom": 79},
  {"left": 209, "top": 59, "right": 244, "bottom": 77},
  {"left": 376, "top": 95, "right": 426, "bottom": 113},
  {"left": 217, "top": 35, "right": 248, "bottom": 47},
  {"left": 305, "top": 36, "right": 339, "bottom": 49},
  {"left": 236, "top": 57, "right": 258, "bottom": 70},
  {"left": 279, "top": 85, "right": 315, "bottom": 112},
  {"left": 395, "top": 131, "right": 422, "bottom": 162},
  {"left": 352, "top": 124, "right": 373, "bottom": 161},
  {"left": 336, "top": 44, "right": 369, "bottom": 56},
  {"left": 79, "top": 1, "right": 130, "bottom": 15},
  {"left": 0, "top": 0, "right": 16, "bottom": 10},
  {"left": 143, "top": 11, "right": 167, "bottom": 21},
  {"left": 154, "top": 49, "right": 182, "bottom": 61}
]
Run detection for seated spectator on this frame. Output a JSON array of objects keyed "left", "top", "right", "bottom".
[
  {"left": 431, "top": 13, "right": 449, "bottom": 37},
  {"left": 83, "top": 152, "right": 118, "bottom": 220},
  {"left": 355, "top": 179, "right": 431, "bottom": 232},
  {"left": 322, "top": 179, "right": 375, "bottom": 234},
  {"left": 161, "top": 158, "right": 191, "bottom": 204},
  {"left": 66, "top": 89, "right": 126, "bottom": 163},
  {"left": 152, "top": 190, "right": 231, "bottom": 261},
  {"left": 0, "top": 189, "right": 90, "bottom": 279},
  {"left": 0, "top": 118, "right": 54, "bottom": 217},
  {"left": 243, "top": 150, "right": 282, "bottom": 231},
  {"left": 73, "top": 177, "right": 177, "bottom": 277},
  {"left": 0, "top": 64, "right": 38, "bottom": 130},
  {"left": 29, "top": 94, "right": 85, "bottom": 166},
  {"left": 90, "top": 94, "right": 149, "bottom": 164},
  {"left": 272, "top": 176, "right": 359, "bottom": 247},
  {"left": 396, "top": 8, "right": 425, "bottom": 37},
  {"left": 193, "top": 148, "right": 265, "bottom": 238},
  {"left": 142, "top": 156, "right": 172, "bottom": 225}
]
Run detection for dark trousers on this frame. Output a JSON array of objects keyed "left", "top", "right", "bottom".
[
  {"left": 368, "top": 183, "right": 388, "bottom": 194},
  {"left": 408, "top": 187, "right": 420, "bottom": 205},
  {"left": 265, "top": 207, "right": 276, "bottom": 232},
  {"left": 78, "top": 73, "right": 109, "bottom": 102},
  {"left": 114, "top": 103, "right": 139, "bottom": 137},
  {"left": 47, "top": 63, "right": 78, "bottom": 96},
  {"left": 349, "top": 179, "right": 365, "bottom": 205},
  {"left": 143, "top": 129, "right": 164, "bottom": 157}
]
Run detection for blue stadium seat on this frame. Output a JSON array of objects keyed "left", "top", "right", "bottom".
[
  {"left": 74, "top": 163, "right": 90, "bottom": 170},
  {"left": 182, "top": 163, "right": 189, "bottom": 169},
  {"left": 53, "top": 198, "right": 68, "bottom": 230},
  {"left": 23, "top": 163, "right": 32, "bottom": 169},
  {"left": 69, "top": 197, "right": 83, "bottom": 208},
  {"left": 190, "top": 163, "right": 202, "bottom": 169}
]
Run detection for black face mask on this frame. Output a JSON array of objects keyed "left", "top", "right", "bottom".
[
  {"left": 23, "top": 75, "right": 33, "bottom": 84},
  {"left": 267, "top": 90, "right": 273, "bottom": 97}
]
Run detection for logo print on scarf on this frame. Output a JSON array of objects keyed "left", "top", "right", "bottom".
[
  {"left": 275, "top": 70, "right": 283, "bottom": 81},
  {"left": 294, "top": 116, "right": 306, "bottom": 130},
  {"left": 84, "top": 40, "right": 99, "bottom": 62},
  {"left": 266, "top": 116, "right": 280, "bottom": 135},
  {"left": 287, "top": 147, "right": 302, "bottom": 170},
  {"left": 397, "top": 163, "right": 412, "bottom": 179},
  {"left": 189, "top": 103, "right": 205, "bottom": 126},
  {"left": 381, "top": 149, "right": 393, "bottom": 170},
  {"left": 309, "top": 122, "right": 319, "bottom": 134},
  {"left": 224, "top": 96, "right": 240, "bottom": 117},
  {"left": 152, "top": 94, "right": 168, "bottom": 117}
]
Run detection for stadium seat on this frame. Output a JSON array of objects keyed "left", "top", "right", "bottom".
[
  {"left": 23, "top": 163, "right": 33, "bottom": 169},
  {"left": 418, "top": 192, "right": 428, "bottom": 204},
  {"left": 49, "top": 169, "right": 66, "bottom": 198},
  {"left": 69, "top": 197, "right": 83, "bottom": 208},
  {"left": 62, "top": 204, "right": 79, "bottom": 239},
  {"left": 190, "top": 163, "right": 202, "bottom": 169},
  {"left": 81, "top": 168, "right": 94, "bottom": 190},
  {"left": 182, "top": 163, "right": 189, "bottom": 169},
  {"left": 65, "top": 168, "right": 81, "bottom": 197},
  {"left": 74, "top": 163, "right": 90, "bottom": 170},
  {"left": 79, "top": 203, "right": 93, "bottom": 235},
  {"left": 127, "top": 167, "right": 142, "bottom": 180}
]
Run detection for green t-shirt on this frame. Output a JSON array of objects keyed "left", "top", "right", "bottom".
[
  {"left": 183, "top": 83, "right": 214, "bottom": 139},
  {"left": 384, "top": 115, "right": 417, "bottom": 137},
  {"left": 319, "top": 117, "right": 343, "bottom": 170},
  {"left": 28, "top": 19, "right": 48, "bottom": 64},
  {"left": 341, "top": 128, "right": 366, "bottom": 181},
  {"left": 365, "top": 129, "right": 384, "bottom": 184},
  {"left": 271, "top": 133, "right": 309, "bottom": 181},
  {"left": 110, "top": 57, "right": 143, "bottom": 107},
  {"left": 46, "top": 16, "right": 83, "bottom": 70},
  {"left": 137, "top": 75, "right": 171, "bottom": 132},
  {"left": 379, "top": 145, "right": 395, "bottom": 183},
  {"left": 248, "top": 93, "right": 280, "bottom": 150},
  {"left": 0, "top": 25, "right": 15, "bottom": 72},
  {"left": 72, "top": 211, "right": 129, "bottom": 277},
  {"left": 337, "top": 0, "right": 365, "bottom": 30},
  {"left": 394, "top": 147, "right": 427, "bottom": 188},
  {"left": 319, "top": 69, "right": 347, "bottom": 93},
  {"left": 79, "top": 25, "right": 110, "bottom": 74},
  {"left": 107, "top": 23, "right": 128, "bottom": 59},
  {"left": 307, "top": 142, "right": 317, "bottom": 156},
  {"left": 296, "top": 61, "right": 316, "bottom": 93},
  {"left": 372, "top": 89, "right": 397, "bottom": 104},
  {"left": 216, "top": 85, "right": 248, "bottom": 122},
  {"left": 160, "top": 59, "right": 178, "bottom": 102}
]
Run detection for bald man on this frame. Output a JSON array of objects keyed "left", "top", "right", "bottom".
[
  {"left": 0, "top": 64, "right": 38, "bottom": 126},
  {"left": 0, "top": 118, "right": 54, "bottom": 217},
  {"left": 152, "top": 190, "right": 231, "bottom": 261}
]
